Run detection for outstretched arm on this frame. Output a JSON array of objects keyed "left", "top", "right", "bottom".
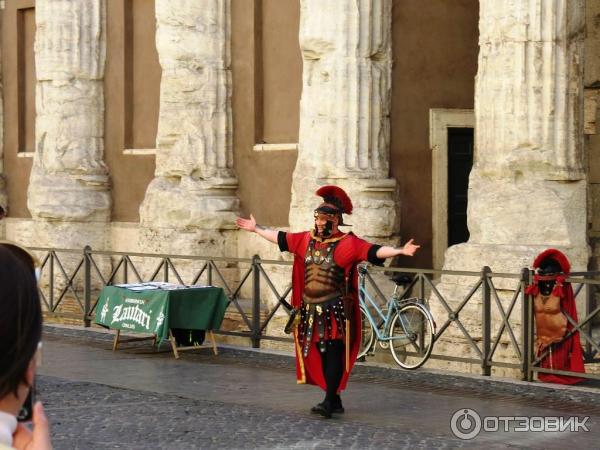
[
  {"left": 375, "top": 238, "right": 420, "bottom": 259},
  {"left": 236, "top": 214, "right": 279, "bottom": 244}
]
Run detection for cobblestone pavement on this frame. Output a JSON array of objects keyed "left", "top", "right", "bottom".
[
  {"left": 39, "top": 376, "right": 484, "bottom": 450},
  {"left": 37, "top": 326, "right": 600, "bottom": 449}
]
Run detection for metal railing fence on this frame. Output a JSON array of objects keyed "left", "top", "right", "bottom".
[
  {"left": 31, "top": 245, "right": 600, "bottom": 381},
  {"left": 361, "top": 265, "right": 528, "bottom": 377}
]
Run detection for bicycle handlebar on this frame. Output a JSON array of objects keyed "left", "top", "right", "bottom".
[{"left": 357, "top": 262, "right": 369, "bottom": 275}]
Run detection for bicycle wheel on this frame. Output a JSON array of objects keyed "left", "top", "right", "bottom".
[
  {"left": 389, "top": 303, "right": 434, "bottom": 369},
  {"left": 357, "top": 305, "right": 375, "bottom": 359}
]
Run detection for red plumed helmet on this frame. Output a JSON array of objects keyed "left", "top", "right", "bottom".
[
  {"left": 315, "top": 185, "right": 353, "bottom": 215},
  {"left": 532, "top": 248, "right": 571, "bottom": 275}
]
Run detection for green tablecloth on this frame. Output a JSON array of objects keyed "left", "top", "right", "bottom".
[{"left": 95, "top": 285, "right": 229, "bottom": 342}]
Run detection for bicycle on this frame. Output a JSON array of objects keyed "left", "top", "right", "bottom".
[{"left": 357, "top": 263, "right": 436, "bottom": 369}]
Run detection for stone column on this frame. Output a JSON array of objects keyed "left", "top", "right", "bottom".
[
  {"left": 447, "top": 0, "right": 587, "bottom": 272},
  {"left": 584, "top": 0, "right": 600, "bottom": 270},
  {"left": 290, "top": 0, "right": 398, "bottom": 239},
  {"left": 139, "top": 0, "right": 238, "bottom": 255},
  {"left": 432, "top": 0, "right": 588, "bottom": 374},
  {"left": 27, "top": 0, "right": 110, "bottom": 248}
]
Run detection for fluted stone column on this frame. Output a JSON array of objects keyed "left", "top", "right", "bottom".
[
  {"left": 432, "top": 0, "right": 588, "bottom": 374},
  {"left": 27, "top": 0, "right": 110, "bottom": 249},
  {"left": 290, "top": 0, "right": 398, "bottom": 239},
  {"left": 446, "top": 0, "right": 587, "bottom": 272},
  {"left": 139, "top": 0, "right": 238, "bottom": 255}
]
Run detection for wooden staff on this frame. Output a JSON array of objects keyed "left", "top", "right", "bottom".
[
  {"left": 345, "top": 319, "right": 350, "bottom": 372},
  {"left": 344, "top": 275, "right": 350, "bottom": 372}
]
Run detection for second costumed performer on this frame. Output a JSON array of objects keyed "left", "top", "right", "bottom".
[{"left": 236, "top": 186, "right": 420, "bottom": 418}]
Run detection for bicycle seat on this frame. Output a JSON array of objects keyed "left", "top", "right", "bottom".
[{"left": 390, "top": 273, "right": 413, "bottom": 286}]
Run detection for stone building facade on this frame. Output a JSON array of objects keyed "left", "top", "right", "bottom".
[
  {"left": 1, "top": 0, "right": 599, "bottom": 373},
  {"left": 0, "top": 0, "right": 482, "bottom": 266}
]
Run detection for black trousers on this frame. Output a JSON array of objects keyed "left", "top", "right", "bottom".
[{"left": 319, "top": 339, "right": 344, "bottom": 403}]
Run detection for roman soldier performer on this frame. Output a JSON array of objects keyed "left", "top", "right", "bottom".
[
  {"left": 236, "top": 185, "right": 420, "bottom": 418},
  {"left": 525, "top": 249, "right": 585, "bottom": 384}
]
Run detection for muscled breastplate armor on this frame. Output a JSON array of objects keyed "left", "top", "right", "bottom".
[
  {"left": 534, "top": 293, "right": 567, "bottom": 351},
  {"left": 303, "top": 239, "right": 345, "bottom": 304}
]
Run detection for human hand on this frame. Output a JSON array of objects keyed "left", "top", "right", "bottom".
[
  {"left": 12, "top": 402, "right": 52, "bottom": 450},
  {"left": 402, "top": 239, "right": 420, "bottom": 256},
  {"left": 235, "top": 214, "right": 257, "bottom": 233}
]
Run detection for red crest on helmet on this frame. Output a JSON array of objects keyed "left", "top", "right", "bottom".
[
  {"left": 315, "top": 185, "right": 353, "bottom": 215},
  {"left": 532, "top": 248, "right": 571, "bottom": 274}
]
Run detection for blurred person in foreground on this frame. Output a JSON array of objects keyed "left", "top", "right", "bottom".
[
  {"left": 237, "top": 185, "right": 420, "bottom": 418},
  {"left": 0, "top": 243, "right": 52, "bottom": 450}
]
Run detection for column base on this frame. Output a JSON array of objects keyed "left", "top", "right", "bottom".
[
  {"left": 28, "top": 173, "right": 110, "bottom": 222},
  {"left": 427, "top": 241, "right": 588, "bottom": 375},
  {"left": 139, "top": 176, "right": 239, "bottom": 231},
  {"left": 30, "top": 219, "right": 110, "bottom": 250}
]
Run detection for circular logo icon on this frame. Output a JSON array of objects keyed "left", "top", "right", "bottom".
[{"left": 450, "top": 408, "right": 482, "bottom": 440}]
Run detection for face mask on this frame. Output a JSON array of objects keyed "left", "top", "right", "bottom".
[{"left": 540, "top": 280, "right": 554, "bottom": 296}]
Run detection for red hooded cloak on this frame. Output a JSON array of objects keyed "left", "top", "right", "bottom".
[{"left": 526, "top": 249, "right": 585, "bottom": 384}]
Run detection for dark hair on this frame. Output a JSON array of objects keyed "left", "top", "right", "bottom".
[{"left": 0, "top": 245, "right": 42, "bottom": 398}]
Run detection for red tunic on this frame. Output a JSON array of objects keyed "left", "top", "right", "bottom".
[{"left": 279, "top": 230, "right": 382, "bottom": 391}]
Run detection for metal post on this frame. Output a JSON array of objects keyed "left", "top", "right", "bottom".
[
  {"left": 585, "top": 277, "right": 593, "bottom": 360},
  {"left": 83, "top": 246, "right": 92, "bottom": 327},
  {"left": 163, "top": 258, "right": 169, "bottom": 282},
  {"left": 123, "top": 256, "right": 128, "bottom": 284},
  {"left": 520, "top": 267, "right": 531, "bottom": 381},
  {"left": 527, "top": 272, "right": 535, "bottom": 382},
  {"left": 49, "top": 251, "right": 55, "bottom": 311},
  {"left": 208, "top": 261, "right": 213, "bottom": 286},
  {"left": 252, "top": 254, "right": 261, "bottom": 348},
  {"left": 481, "top": 266, "right": 492, "bottom": 376}
]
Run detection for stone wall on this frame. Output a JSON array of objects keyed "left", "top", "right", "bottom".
[{"left": 0, "top": 0, "right": 6, "bottom": 215}]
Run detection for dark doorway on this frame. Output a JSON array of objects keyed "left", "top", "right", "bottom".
[{"left": 447, "top": 127, "right": 474, "bottom": 246}]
